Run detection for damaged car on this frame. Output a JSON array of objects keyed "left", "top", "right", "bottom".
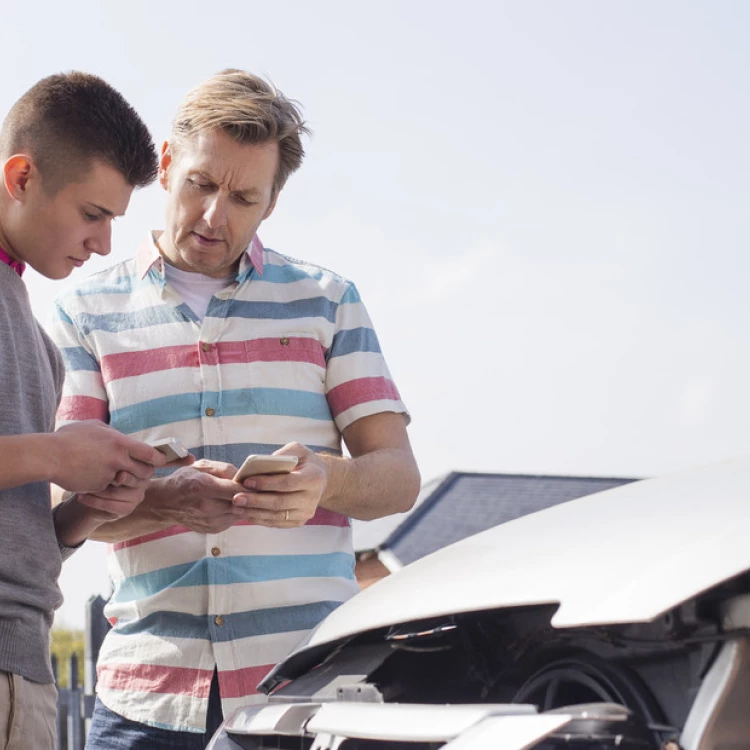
[{"left": 208, "top": 454, "right": 750, "bottom": 749}]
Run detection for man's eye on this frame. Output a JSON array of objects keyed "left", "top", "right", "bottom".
[
  {"left": 84, "top": 212, "right": 100, "bottom": 221},
  {"left": 188, "top": 178, "right": 211, "bottom": 190}
]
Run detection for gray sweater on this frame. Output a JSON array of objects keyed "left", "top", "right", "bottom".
[{"left": 0, "top": 263, "right": 66, "bottom": 683}]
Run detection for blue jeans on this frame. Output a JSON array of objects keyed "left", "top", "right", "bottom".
[{"left": 85, "top": 670, "right": 224, "bottom": 749}]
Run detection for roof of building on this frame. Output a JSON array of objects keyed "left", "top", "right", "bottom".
[{"left": 354, "top": 471, "right": 638, "bottom": 567}]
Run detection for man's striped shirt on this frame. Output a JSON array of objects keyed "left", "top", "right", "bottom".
[{"left": 50, "top": 233, "right": 408, "bottom": 733}]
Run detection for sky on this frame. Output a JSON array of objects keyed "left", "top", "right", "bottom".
[{"left": 2, "top": 1, "right": 750, "bottom": 627}]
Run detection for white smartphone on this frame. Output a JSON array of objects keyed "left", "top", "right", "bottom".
[
  {"left": 234, "top": 454, "right": 299, "bottom": 482},
  {"left": 147, "top": 437, "right": 189, "bottom": 462}
]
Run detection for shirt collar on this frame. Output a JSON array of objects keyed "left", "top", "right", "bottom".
[
  {"left": 0, "top": 247, "right": 26, "bottom": 277},
  {"left": 136, "top": 232, "right": 265, "bottom": 281}
]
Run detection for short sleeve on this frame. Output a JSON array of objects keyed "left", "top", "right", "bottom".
[{"left": 324, "top": 282, "right": 409, "bottom": 433}]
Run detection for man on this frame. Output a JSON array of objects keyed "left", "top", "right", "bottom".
[
  {"left": 51, "top": 69, "right": 421, "bottom": 749},
  {"left": 0, "top": 72, "right": 174, "bottom": 750}
]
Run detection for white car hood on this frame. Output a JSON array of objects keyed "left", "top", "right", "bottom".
[{"left": 298, "top": 453, "right": 750, "bottom": 653}]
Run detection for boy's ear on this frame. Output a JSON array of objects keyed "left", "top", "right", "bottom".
[{"left": 3, "top": 154, "right": 35, "bottom": 201}]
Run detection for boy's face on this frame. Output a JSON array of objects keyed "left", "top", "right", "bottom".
[{"left": 3, "top": 158, "right": 132, "bottom": 279}]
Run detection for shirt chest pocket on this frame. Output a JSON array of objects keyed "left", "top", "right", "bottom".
[{"left": 240, "top": 333, "right": 327, "bottom": 393}]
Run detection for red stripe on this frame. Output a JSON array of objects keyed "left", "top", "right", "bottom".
[
  {"left": 97, "top": 662, "right": 213, "bottom": 698},
  {"left": 327, "top": 376, "right": 400, "bottom": 417},
  {"left": 218, "top": 663, "right": 273, "bottom": 698},
  {"left": 99, "top": 338, "right": 325, "bottom": 383},
  {"left": 100, "top": 345, "right": 198, "bottom": 382},
  {"left": 114, "top": 510, "right": 348, "bottom": 552},
  {"left": 234, "top": 507, "right": 350, "bottom": 529},
  {"left": 242, "top": 337, "right": 326, "bottom": 366},
  {"left": 308, "top": 506, "right": 350, "bottom": 527},
  {"left": 57, "top": 395, "right": 109, "bottom": 422},
  {"left": 112, "top": 525, "right": 191, "bottom": 551}
]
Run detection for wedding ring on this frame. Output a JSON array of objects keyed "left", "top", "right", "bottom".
[{"left": 284, "top": 509, "right": 290, "bottom": 522}]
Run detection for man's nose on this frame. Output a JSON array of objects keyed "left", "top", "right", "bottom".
[{"left": 204, "top": 194, "right": 228, "bottom": 228}]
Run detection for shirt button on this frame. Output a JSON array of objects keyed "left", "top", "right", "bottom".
[
  {"left": 205, "top": 407, "right": 215, "bottom": 417},
  {"left": 215, "top": 615, "right": 224, "bottom": 626},
  {"left": 211, "top": 547, "right": 221, "bottom": 557},
  {"left": 280, "top": 336, "right": 290, "bottom": 346},
  {"left": 201, "top": 342, "right": 211, "bottom": 353}
]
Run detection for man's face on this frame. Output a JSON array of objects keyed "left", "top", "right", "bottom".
[
  {"left": 158, "top": 130, "right": 279, "bottom": 278},
  {"left": 3, "top": 159, "right": 132, "bottom": 280}
]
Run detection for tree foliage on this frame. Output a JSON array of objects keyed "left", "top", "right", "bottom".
[{"left": 50, "top": 627, "right": 84, "bottom": 689}]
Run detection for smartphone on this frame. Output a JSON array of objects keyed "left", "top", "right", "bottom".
[
  {"left": 234, "top": 454, "right": 299, "bottom": 482},
  {"left": 147, "top": 437, "right": 189, "bottom": 462}
]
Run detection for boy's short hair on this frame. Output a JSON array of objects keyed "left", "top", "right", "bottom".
[
  {"left": 0, "top": 71, "right": 158, "bottom": 193},
  {"left": 171, "top": 69, "right": 309, "bottom": 195}
]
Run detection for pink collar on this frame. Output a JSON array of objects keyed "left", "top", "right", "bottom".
[{"left": 0, "top": 247, "right": 25, "bottom": 277}]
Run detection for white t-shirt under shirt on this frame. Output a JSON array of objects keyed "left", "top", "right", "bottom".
[{"left": 164, "top": 263, "right": 234, "bottom": 321}]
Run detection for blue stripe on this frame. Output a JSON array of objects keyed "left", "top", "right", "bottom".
[
  {"left": 209, "top": 297, "right": 338, "bottom": 323},
  {"left": 339, "top": 284, "right": 361, "bottom": 304},
  {"left": 52, "top": 304, "right": 73, "bottom": 325},
  {"left": 329, "top": 327, "right": 382, "bottom": 359},
  {"left": 74, "top": 305, "right": 186, "bottom": 336},
  {"left": 111, "top": 388, "right": 332, "bottom": 433},
  {"left": 189, "top": 442, "right": 341, "bottom": 467},
  {"left": 217, "top": 600, "right": 341, "bottom": 641},
  {"left": 110, "top": 393, "right": 201, "bottom": 433},
  {"left": 69, "top": 274, "right": 134, "bottom": 296},
  {"left": 113, "top": 561, "right": 205, "bottom": 603},
  {"left": 113, "top": 553, "right": 354, "bottom": 603},
  {"left": 151, "top": 442, "right": 340, "bottom": 478},
  {"left": 60, "top": 346, "right": 100, "bottom": 372},
  {"left": 114, "top": 611, "right": 208, "bottom": 639},
  {"left": 113, "top": 600, "right": 342, "bottom": 640},
  {"left": 258, "top": 261, "right": 345, "bottom": 286},
  {"left": 176, "top": 301, "right": 199, "bottom": 323}
]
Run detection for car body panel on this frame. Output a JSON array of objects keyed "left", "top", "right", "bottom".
[
  {"left": 206, "top": 702, "right": 573, "bottom": 750},
  {"left": 274, "top": 454, "right": 750, "bottom": 674}
]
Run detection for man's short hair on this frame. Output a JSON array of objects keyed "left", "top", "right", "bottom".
[
  {"left": 171, "top": 69, "right": 309, "bottom": 195},
  {"left": 0, "top": 71, "right": 158, "bottom": 193}
]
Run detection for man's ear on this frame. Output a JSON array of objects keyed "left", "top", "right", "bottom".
[
  {"left": 158, "top": 141, "right": 172, "bottom": 190},
  {"left": 3, "top": 154, "right": 34, "bottom": 201}
]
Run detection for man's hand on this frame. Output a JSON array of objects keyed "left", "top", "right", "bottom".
[
  {"left": 49, "top": 421, "right": 167, "bottom": 492},
  {"left": 148, "top": 460, "right": 249, "bottom": 534},
  {"left": 53, "top": 446, "right": 193, "bottom": 549},
  {"left": 72, "top": 453, "right": 195, "bottom": 523},
  {"left": 231, "top": 443, "right": 329, "bottom": 527}
]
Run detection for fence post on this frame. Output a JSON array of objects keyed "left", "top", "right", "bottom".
[
  {"left": 52, "top": 655, "right": 69, "bottom": 750},
  {"left": 66, "top": 654, "right": 84, "bottom": 750},
  {"left": 84, "top": 594, "right": 111, "bottom": 695}
]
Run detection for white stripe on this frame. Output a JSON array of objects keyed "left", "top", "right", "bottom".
[
  {"left": 327, "top": 350, "right": 396, "bottom": 389},
  {"left": 336, "top": 400, "right": 408, "bottom": 432},
  {"left": 109, "top": 525, "right": 355, "bottom": 578},
  {"left": 213, "top": 629, "right": 309, "bottom": 669}
]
